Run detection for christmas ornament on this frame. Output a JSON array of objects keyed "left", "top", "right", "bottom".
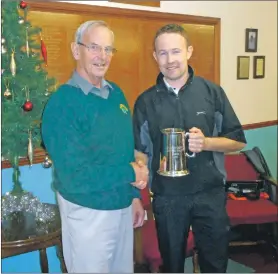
[
  {"left": 18, "top": 18, "right": 24, "bottom": 24},
  {"left": 4, "top": 81, "right": 12, "bottom": 99},
  {"left": 40, "top": 33, "right": 47, "bottom": 66},
  {"left": 42, "top": 155, "right": 52, "bottom": 168},
  {"left": 26, "top": 28, "right": 29, "bottom": 57},
  {"left": 28, "top": 130, "right": 33, "bottom": 166},
  {"left": 23, "top": 100, "right": 33, "bottom": 111},
  {"left": 4, "top": 88, "right": 12, "bottom": 99},
  {"left": 19, "top": 1, "right": 27, "bottom": 9},
  {"left": 10, "top": 49, "right": 16, "bottom": 76},
  {"left": 1, "top": 45, "right": 7, "bottom": 54},
  {"left": 23, "top": 87, "right": 33, "bottom": 111}
]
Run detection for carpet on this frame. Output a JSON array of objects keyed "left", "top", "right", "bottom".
[{"left": 184, "top": 257, "right": 255, "bottom": 273}]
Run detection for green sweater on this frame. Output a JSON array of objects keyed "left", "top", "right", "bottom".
[{"left": 42, "top": 83, "right": 140, "bottom": 210}]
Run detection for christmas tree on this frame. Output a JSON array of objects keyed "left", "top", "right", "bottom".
[{"left": 1, "top": 0, "right": 56, "bottom": 193}]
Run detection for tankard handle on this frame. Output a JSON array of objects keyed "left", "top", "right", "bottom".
[{"left": 184, "top": 132, "right": 196, "bottom": 158}]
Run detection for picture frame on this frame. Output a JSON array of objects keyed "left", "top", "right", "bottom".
[
  {"left": 253, "top": 56, "right": 265, "bottom": 79},
  {"left": 237, "top": 56, "right": 250, "bottom": 80},
  {"left": 245, "top": 28, "right": 258, "bottom": 52}
]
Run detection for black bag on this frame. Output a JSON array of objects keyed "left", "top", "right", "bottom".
[
  {"left": 241, "top": 147, "right": 276, "bottom": 203},
  {"left": 226, "top": 180, "right": 264, "bottom": 201}
]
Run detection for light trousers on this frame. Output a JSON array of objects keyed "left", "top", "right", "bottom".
[{"left": 57, "top": 192, "right": 133, "bottom": 273}]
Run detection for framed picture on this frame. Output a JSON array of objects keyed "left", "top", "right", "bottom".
[
  {"left": 253, "top": 56, "right": 265, "bottom": 79},
  {"left": 245, "top": 28, "right": 258, "bottom": 52},
  {"left": 237, "top": 56, "right": 250, "bottom": 80}
]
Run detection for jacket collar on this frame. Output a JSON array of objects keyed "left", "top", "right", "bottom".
[{"left": 156, "top": 65, "right": 194, "bottom": 93}]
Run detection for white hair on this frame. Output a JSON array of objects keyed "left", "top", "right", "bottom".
[{"left": 74, "top": 20, "right": 114, "bottom": 43}]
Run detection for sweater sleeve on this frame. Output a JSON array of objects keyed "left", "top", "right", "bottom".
[{"left": 41, "top": 87, "right": 136, "bottom": 194}]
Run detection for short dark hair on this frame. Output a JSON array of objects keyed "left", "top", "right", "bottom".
[{"left": 154, "top": 23, "right": 191, "bottom": 49}]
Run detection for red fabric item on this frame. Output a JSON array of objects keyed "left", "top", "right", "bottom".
[
  {"left": 225, "top": 154, "right": 258, "bottom": 181},
  {"left": 142, "top": 220, "right": 194, "bottom": 270},
  {"left": 141, "top": 186, "right": 151, "bottom": 208},
  {"left": 227, "top": 192, "right": 269, "bottom": 201},
  {"left": 226, "top": 199, "right": 278, "bottom": 226}
]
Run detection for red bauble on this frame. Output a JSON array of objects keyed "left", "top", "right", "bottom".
[
  {"left": 23, "top": 100, "right": 33, "bottom": 111},
  {"left": 19, "top": 1, "right": 27, "bottom": 9}
]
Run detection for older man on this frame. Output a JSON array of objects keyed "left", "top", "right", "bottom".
[{"left": 42, "top": 20, "right": 148, "bottom": 273}]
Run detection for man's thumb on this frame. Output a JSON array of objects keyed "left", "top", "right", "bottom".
[{"left": 137, "top": 160, "right": 144, "bottom": 167}]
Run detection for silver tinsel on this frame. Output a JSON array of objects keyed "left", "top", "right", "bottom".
[
  {"left": 1, "top": 191, "right": 56, "bottom": 222},
  {"left": 1, "top": 192, "right": 59, "bottom": 241}
]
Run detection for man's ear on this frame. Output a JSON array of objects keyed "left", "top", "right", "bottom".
[
  {"left": 153, "top": 51, "right": 158, "bottom": 62},
  {"left": 187, "top": 45, "right": 193, "bottom": 60},
  {"left": 71, "top": 42, "right": 80, "bottom": 60}
]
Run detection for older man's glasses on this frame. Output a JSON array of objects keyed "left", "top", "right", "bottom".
[{"left": 78, "top": 42, "right": 117, "bottom": 56}]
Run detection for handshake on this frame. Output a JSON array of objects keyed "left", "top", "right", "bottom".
[{"left": 130, "top": 152, "right": 149, "bottom": 190}]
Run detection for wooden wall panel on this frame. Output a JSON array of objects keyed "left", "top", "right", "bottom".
[
  {"left": 185, "top": 24, "right": 215, "bottom": 82},
  {"left": 28, "top": 11, "right": 217, "bottom": 109},
  {"left": 106, "top": 18, "right": 142, "bottom": 108}
]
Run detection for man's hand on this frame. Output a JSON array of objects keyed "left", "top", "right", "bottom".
[
  {"left": 135, "top": 150, "right": 148, "bottom": 165},
  {"left": 131, "top": 180, "right": 147, "bottom": 189},
  {"left": 188, "top": 127, "right": 207, "bottom": 153},
  {"left": 130, "top": 162, "right": 149, "bottom": 189},
  {"left": 132, "top": 198, "right": 145, "bottom": 228}
]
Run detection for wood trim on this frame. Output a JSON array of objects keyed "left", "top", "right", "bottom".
[
  {"left": 243, "top": 120, "right": 278, "bottom": 130},
  {"left": 109, "top": 0, "right": 160, "bottom": 7},
  {"left": 1, "top": 148, "right": 47, "bottom": 169},
  {"left": 214, "top": 20, "right": 221, "bottom": 85},
  {"left": 2, "top": 120, "right": 277, "bottom": 169}
]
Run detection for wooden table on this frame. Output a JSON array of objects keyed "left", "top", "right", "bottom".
[{"left": 1, "top": 203, "right": 67, "bottom": 273}]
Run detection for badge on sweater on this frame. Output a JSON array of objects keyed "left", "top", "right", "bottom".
[{"left": 120, "top": 104, "right": 128, "bottom": 114}]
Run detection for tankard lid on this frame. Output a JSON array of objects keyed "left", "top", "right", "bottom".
[{"left": 161, "top": 128, "right": 184, "bottom": 134}]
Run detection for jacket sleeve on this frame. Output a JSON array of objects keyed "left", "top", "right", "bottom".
[
  {"left": 216, "top": 87, "right": 247, "bottom": 144},
  {"left": 133, "top": 95, "right": 154, "bottom": 188},
  {"left": 41, "top": 89, "right": 136, "bottom": 194},
  {"left": 133, "top": 95, "right": 152, "bottom": 156}
]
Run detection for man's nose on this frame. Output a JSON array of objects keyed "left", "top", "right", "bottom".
[
  {"left": 99, "top": 48, "right": 106, "bottom": 58},
  {"left": 167, "top": 53, "right": 175, "bottom": 63}
]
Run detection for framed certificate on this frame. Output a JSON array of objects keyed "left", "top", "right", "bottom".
[
  {"left": 237, "top": 56, "right": 250, "bottom": 80},
  {"left": 253, "top": 56, "right": 265, "bottom": 79}
]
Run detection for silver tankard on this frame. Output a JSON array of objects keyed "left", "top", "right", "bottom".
[{"left": 157, "top": 128, "right": 195, "bottom": 177}]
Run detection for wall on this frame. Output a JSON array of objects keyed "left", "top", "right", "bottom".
[{"left": 2, "top": 1, "right": 277, "bottom": 272}]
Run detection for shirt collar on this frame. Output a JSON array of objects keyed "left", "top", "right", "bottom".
[
  {"left": 70, "top": 71, "right": 113, "bottom": 95},
  {"left": 163, "top": 78, "right": 180, "bottom": 94}
]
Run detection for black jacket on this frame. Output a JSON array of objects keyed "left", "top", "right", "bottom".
[{"left": 133, "top": 66, "right": 247, "bottom": 195}]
